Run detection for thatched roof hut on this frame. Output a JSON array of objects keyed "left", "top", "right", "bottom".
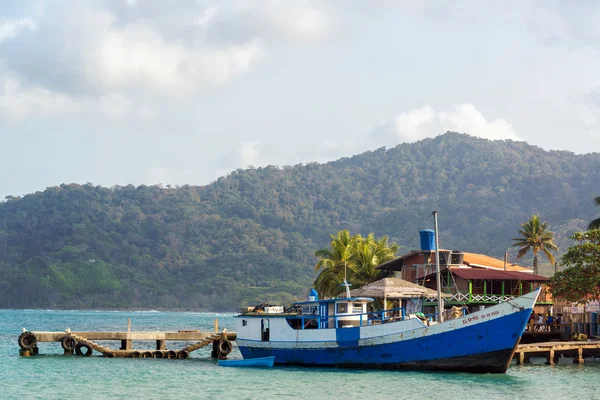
[{"left": 349, "top": 277, "right": 449, "bottom": 299}]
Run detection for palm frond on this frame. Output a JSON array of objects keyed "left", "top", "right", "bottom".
[
  {"left": 589, "top": 217, "right": 600, "bottom": 230},
  {"left": 541, "top": 248, "right": 556, "bottom": 265},
  {"left": 516, "top": 246, "right": 531, "bottom": 259}
]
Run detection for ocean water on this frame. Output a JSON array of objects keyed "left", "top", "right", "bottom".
[{"left": 0, "top": 309, "right": 597, "bottom": 400}]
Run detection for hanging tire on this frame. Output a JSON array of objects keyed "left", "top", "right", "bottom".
[
  {"left": 18, "top": 332, "right": 37, "bottom": 350},
  {"left": 131, "top": 351, "right": 141, "bottom": 358},
  {"left": 177, "top": 350, "right": 189, "bottom": 359},
  {"left": 166, "top": 350, "right": 177, "bottom": 359},
  {"left": 219, "top": 339, "right": 232, "bottom": 356},
  {"left": 142, "top": 351, "right": 153, "bottom": 358},
  {"left": 75, "top": 343, "right": 93, "bottom": 357},
  {"left": 61, "top": 336, "right": 78, "bottom": 351},
  {"left": 153, "top": 351, "right": 164, "bottom": 359}
]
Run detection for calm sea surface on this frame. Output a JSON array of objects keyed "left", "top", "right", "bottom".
[{"left": 0, "top": 309, "right": 596, "bottom": 400}]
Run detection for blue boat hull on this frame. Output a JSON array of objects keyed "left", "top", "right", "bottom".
[{"left": 238, "top": 308, "right": 531, "bottom": 373}]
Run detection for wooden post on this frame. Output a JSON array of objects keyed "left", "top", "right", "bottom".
[
  {"left": 468, "top": 281, "right": 472, "bottom": 303},
  {"left": 211, "top": 340, "right": 219, "bottom": 358},
  {"left": 127, "top": 318, "right": 131, "bottom": 332},
  {"left": 214, "top": 318, "right": 219, "bottom": 333},
  {"left": 546, "top": 349, "right": 555, "bottom": 365},
  {"left": 156, "top": 340, "right": 166, "bottom": 350},
  {"left": 517, "top": 352, "right": 524, "bottom": 365},
  {"left": 574, "top": 347, "right": 584, "bottom": 364}
]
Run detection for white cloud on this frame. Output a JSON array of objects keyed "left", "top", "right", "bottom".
[
  {"left": 0, "top": 1, "right": 334, "bottom": 99},
  {"left": 0, "top": 18, "right": 35, "bottom": 43},
  {"left": 93, "top": 21, "right": 264, "bottom": 94},
  {"left": 260, "top": 1, "right": 336, "bottom": 42},
  {"left": 371, "top": 104, "right": 520, "bottom": 146},
  {"left": 0, "top": 76, "right": 78, "bottom": 120}
]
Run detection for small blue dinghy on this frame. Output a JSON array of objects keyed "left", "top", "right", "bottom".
[{"left": 218, "top": 356, "right": 275, "bottom": 368}]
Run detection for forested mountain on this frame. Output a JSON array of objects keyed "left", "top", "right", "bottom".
[{"left": 1, "top": 132, "right": 599, "bottom": 310}]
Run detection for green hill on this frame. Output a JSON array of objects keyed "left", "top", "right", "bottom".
[{"left": 1, "top": 132, "right": 599, "bottom": 310}]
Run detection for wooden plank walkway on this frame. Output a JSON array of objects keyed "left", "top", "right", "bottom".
[
  {"left": 18, "top": 328, "right": 236, "bottom": 359},
  {"left": 31, "top": 331, "right": 236, "bottom": 342},
  {"left": 515, "top": 341, "right": 600, "bottom": 365}
]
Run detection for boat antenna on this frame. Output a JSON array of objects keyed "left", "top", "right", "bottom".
[{"left": 433, "top": 211, "right": 444, "bottom": 323}]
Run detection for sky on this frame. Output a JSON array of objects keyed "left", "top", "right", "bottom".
[{"left": 1, "top": 0, "right": 600, "bottom": 199}]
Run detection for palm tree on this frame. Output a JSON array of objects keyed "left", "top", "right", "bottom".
[
  {"left": 314, "top": 230, "right": 400, "bottom": 298},
  {"left": 511, "top": 214, "right": 559, "bottom": 276},
  {"left": 588, "top": 196, "right": 600, "bottom": 230},
  {"left": 352, "top": 234, "right": 399, "bottom": 287},
  {"left": 314, "top": 230, "right": 360, "bottom": 298}
]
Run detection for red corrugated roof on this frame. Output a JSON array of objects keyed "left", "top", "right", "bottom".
[{"left": 449, "top": 267, "right": 548, "bottom": 281}]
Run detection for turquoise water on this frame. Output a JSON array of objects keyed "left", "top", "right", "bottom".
[{"left": 0, "top": 309, "right": 596, "bottom": 399}]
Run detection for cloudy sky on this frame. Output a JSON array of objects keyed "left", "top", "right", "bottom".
[{"left": 1, "top": 0, "right": 600, "bottom": 199}]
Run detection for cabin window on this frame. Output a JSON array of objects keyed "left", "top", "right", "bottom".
[
  {"left": 242, "top": 320, "right": 247, "bottom": 326},
  {"left": 337, "top": 303, "right": 347, "bottom": 313},
  {"left": 352, "top": 303, "right": 363, "bottom": 313}
]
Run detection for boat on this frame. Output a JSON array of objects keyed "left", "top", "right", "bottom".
[
  {"left": 234, "top": 212, "right": 540, "bottom": 374},
  {"left": 218, "top": 356, "right": 275, "bottom": 368},
  {"left": 235, "top": 288, "right": 538, "bottom": 373}
]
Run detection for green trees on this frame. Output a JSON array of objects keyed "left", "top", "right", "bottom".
[
  {"left": 2, "top": 133, "right": 600, "bottom": 309},
  {"left": 314, "top": 230, "right": 358, "bottom": 298},
  {"left": 589, "top": 196, "right": 600, "bottom": 230},
  {"left": 511, "top": 214, "right": 558, "bottom": 276},
  {"left": 549, "top": 231, "right": 600, "bottom": 302},
  {"left": 313, "top": 230, "right": 399, "bottom": 298}
]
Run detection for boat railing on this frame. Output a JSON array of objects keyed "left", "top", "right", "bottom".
[{"left": 279, "top": 307, "right": 429, "bottom": 329}]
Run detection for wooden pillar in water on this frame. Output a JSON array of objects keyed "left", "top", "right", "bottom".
[
  {"left": 546, "top": 349, "right": 555, "bottom": 365},
  {"left": 156, "top": 340, "right": 166, "bottom": 350},
  {"left": 573, "top": 347, "right": 584, "bottom": 364},
  {"left": 19, "top": 349, "right": 32, "bottom": 357},
  {"left": 121, "top": 317, "right": 132, "bottom": 349},
  {"left": 211, "top": 340, "right": 219, "bottom": 358}
]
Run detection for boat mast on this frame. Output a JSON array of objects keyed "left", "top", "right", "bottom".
[
  {"left": 343, "top": 261, "right": 351, "bottom": 298},
  {"left": 433, "top": 211, "right": 444, "bottom": 323}
]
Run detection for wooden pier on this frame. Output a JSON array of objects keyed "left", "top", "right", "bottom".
[
  {"left": 17, "top": 319, "right": 237, "bottom": 359},
  {"left": 514, "top": 341, "right": 600, "bottom": 365}
]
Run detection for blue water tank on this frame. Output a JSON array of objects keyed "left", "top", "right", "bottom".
[
  {"left": 309, "top": 288, "right": 319, "bottom": 301},
  {"left": 419, "top": 229, "right": 436, "bottom": 251}
]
